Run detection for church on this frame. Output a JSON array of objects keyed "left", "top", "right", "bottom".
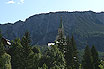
[{"left": 48, "top": 18, "right": 67, "bottom": 47}]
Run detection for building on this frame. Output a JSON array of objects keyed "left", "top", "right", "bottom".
[
  {"left": 55, "top": 17, "right": 66, "bottom": 45},
  {"left": 48, "top": 17, "right": 67, "bottom": 47},
  {"left": 48, "top": 42, "right": 55, "bottom": 47},
  {"left": 1, "top": 37, "right": 11, "bottom": 50}
]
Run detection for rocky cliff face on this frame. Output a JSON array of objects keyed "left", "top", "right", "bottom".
[{"left": 1, "top": 11, "right": 104, "bottom": 51}]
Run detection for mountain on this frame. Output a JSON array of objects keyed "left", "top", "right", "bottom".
[{"left": 0, "top": 11, "right": 104, "bottom": 51}]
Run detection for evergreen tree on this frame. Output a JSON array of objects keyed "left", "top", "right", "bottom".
[
  {"left": 56, "top": 36, "right": 66, "bottom": 54},
  {"left": 70, "top": 35, "right": 79, "bottom": 69},
  {"left": 82, "top": 45, "right": 93, "bottom": 69},
  {"left": 21, "top": 31, "right": 41, "bottom": 69},
  {"left": 21, "top": 32, "right": 34, "bottom": 69},
  {"left": 9, "top": 38, "right": 24, "bottom": 69},
  {"left": 64, "top": 36, "right": 74, "bottom": 68},
  {"left": 91, "top": 45, "right": 100, "bottom": 69},
  {"left": 40, "top": 45, "right": 66, "bottom": 69}
]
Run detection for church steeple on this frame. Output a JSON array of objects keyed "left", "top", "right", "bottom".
[
  {"left": 56, "top": 17, "right": 66, "bottom": 41},
  {"left": 55, "top": 17, "right": 67, "bottom": 53},
  {"left": 58, "top": 17, "right": 64, "bottom": 36},
  {"left": 59, "top": 17, "right": 64, "bottom": 29}
]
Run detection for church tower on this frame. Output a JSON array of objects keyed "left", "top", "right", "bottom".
[
  {"left": 56, "top": 17, "right": 66, "bottom": 41},
  {"left": 56, "top": 17, "right": 66, "bottom": 53}
]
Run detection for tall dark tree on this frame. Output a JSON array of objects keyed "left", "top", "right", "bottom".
[
  {"left": 21, "top": 32, "right": 34, "bottom": 69},
  {"left": 70, "top": 35, "right": 79, "bottom": 69},
  {"left": 82, "top": 45, "right": 93, "bottom": 69},
  {"left": 91, "top": 45, "right": 100, "bottom": 69},
  {"left": 9, "top": 38, "right": 24, "bottom": 69},
  {"left": 64, "top": 36, "right": 74, "bottom": 68},
  {"left": 21, "top": 31, "right": 41, "bottom": 69}
]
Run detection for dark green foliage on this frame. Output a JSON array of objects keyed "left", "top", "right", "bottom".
[
  {"left": 0, "top": 31, "right": 11, "bottom": 69},
  {"left": 0, "top": 40, "right": 5, "bottom": 55},
  {"left": 0, "top": 53, "right": 12, "bottom": 69},
  {"left": 32, "top": 45, "right": 48, "bottom": 54},
  {"left": 65, "top": 36, "right": 74, "bottom": 68},
  {"left": 32, "top": 46, "right": 40, "bottom": 54},
  {"left": 21, "top": 32, "right": 36, "bottom": 69},
  {"left": 82, "top": 45, "right": 93, "bottom": 69},
  {"left": 21, "top": 31, "right": 31, "bottom": 52},
  {"left": 39, "top": 63, "right": 48, "bottom": 69},
  {"left": 99, "top": 60, "right": 104, "bottom": 69},
  {"left": 0, "top": 31, "right": 5, "bottom": 55},
  {"left": 70, "top": 35, "right": 79, "bottom": 69},
  {"left": 9, "top": 38, "right": 23, "bottom": 69},
  {"left": 21, "top": 32, "right": 41, "bottom": 69},
  {"left": 21, "top": 31, "right": 33, "bottom": 58},
  {"left": 91, "top": 45, "right": 100, "bottom": 69},
  {"left": 39, "top": 45, "right": 66, "bottom": 69},
  {"left": 65, "top": 35, "right": 79, "bottom": 69},
  {"left": 57, "top": 35, "right": 66, "bottom": 53},
  {"left": 0, "top": 28, "right": 103, "bottom": 69}
]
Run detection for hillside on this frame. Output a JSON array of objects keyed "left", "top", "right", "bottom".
[{"left": 0, "top": 11, "right": 104, "bottom": 51}]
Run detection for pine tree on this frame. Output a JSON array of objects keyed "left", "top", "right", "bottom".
[
  {"left": 70, "top": 35, "right": 79, "bottom": 69},
  {"left": 91, "top": 45, "right": 100, "bottom": 69},
  {"left": 82, "top": 45, "right": 93, "bottom": 69},
  {"left": 21, "top": 31, "right": 41, "bottom": 69},
  {"left": 64, "top": 36, "right": 74, "bottom": 68},
  {"left": 9, "top": 38, "right": 24, "bottom": 69},
  {"left": 40, "top": 45, "right": 66, "bottom": 69},
  {"left": 21, "top": 32, "right": 34, "bottom": 69}
]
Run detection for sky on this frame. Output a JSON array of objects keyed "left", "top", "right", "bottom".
[{"left": 0, "top": 0, "right": 104, "bottom": 24}]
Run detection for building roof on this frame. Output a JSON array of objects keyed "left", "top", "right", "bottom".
[{"left": 1, "top": 37, "right": 11, "bottom": 46}]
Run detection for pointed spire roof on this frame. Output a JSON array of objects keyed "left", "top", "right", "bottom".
[{"left": 59, "top": 16, "right": 64, "bottom": 29}]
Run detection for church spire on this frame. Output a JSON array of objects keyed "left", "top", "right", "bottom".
[
  {"left": 59, "top": 16, "right": 64, "bottom": 29},
  {"left": 56, "top": 17, "right": 66, "bottom": 41}
]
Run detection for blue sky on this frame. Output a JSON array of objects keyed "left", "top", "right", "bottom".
[{"left": 0, "top": 0, "right": 104, "bottom": 24}]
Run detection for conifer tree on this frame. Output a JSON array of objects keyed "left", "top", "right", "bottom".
[
  {"left": 64, "top": 36, "right": 74, "bottom": 68},
  {"left": 82, "top": 45, "right": 93, "bottom": 69},
  {"left": 91, "top": 45, "right": 100, "bottom": 69},
  {"left": 40, "top": 45, "right": 66, "bottom": 69},
  {"left": 21, "top": 32, "right": 34, "bottom": 69},
  {"left": 70, "top": 35, "right": 79, "bottom": 69},
  {"left": 21, "top": 31, "right": 41, "bottom": 69},
  {"left": 9, "top": 38, "right": 23, "bottom": 69}
]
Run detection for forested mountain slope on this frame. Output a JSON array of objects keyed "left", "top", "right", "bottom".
[{"left": 1, "top": 11, "right": 104, "bottom": 51}]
